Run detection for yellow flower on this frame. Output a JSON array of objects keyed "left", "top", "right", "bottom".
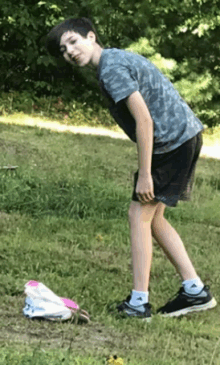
[
  {"left": 96, "top": 234, "right": 103, "bottom": 241},
  {"left": 107, "top": 355, "right": 124, "bottom": 365}
]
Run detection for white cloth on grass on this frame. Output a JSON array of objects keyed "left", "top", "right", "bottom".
[
  {"left": 23, "top": 296, "right": 72, "bottom": 321},
  {"left": 23, "top": 281, "right": 76, "bottom": 321}
]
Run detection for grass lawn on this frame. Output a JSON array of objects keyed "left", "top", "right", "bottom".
[{"left": 0, "top": 120, "right": 220, "bottom": 365}]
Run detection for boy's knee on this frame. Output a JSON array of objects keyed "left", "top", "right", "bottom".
[
  {"left": 151, "top": 202, "right": 166, "bottom": 232},
  {"left": 128, "top": 200, "right": 159, "bottom": 221},
  {"left": 151, "top": 215, "right": 165, "bottom": 231}
]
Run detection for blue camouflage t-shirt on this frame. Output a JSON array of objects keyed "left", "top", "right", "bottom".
[{"left": 97, "top": 48, "right": 204, "bottom": 154}]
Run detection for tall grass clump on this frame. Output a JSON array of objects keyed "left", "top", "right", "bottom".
[{"left": 0, "top": 167, "right": 129, "bottom": 219}]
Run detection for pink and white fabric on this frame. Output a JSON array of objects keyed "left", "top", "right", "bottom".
[{"left": 23, "top": 280, "right": 90, "bottom": 322}]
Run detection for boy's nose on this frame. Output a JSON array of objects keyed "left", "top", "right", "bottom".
[{"left": 66, "top": 45, "right": 73, "bottom": 57}]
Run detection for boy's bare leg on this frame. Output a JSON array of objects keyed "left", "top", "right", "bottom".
[
  {"left": 128, "top": 200, "right": 159, "bottom": 292},
  {"left": 151, "top": 202, "right": 198, "bottom": 281}
]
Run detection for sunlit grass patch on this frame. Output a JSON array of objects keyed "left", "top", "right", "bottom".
[{"left": 0, "top": 123, "right": 220, "bottom": 365}]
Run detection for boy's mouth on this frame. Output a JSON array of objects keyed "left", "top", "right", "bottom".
[{"left": 74, "top": 55, "right": 81, "bottom": 62}]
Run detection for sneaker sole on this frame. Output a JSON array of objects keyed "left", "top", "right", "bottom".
[
  {"left": 160, "top": 297, "right": 217, "bottom": 318},
  {"left": 121, "top": 311, "right": 152, "bottom": 322}
]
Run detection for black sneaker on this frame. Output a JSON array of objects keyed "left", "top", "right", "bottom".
[
  {"left": 157, "top": 285, "right": 217, "bottom": 317},
  {"left": 116, "top": 294, "right": 152, "bottom": 321}
]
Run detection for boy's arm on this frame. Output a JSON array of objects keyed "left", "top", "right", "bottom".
[{"left": 125, "top": 91, "right": 154, "bottom": 176}]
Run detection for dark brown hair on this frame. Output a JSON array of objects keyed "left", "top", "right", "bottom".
[{"left": 45, "top": 17, "right": 103, "bottom": 58}]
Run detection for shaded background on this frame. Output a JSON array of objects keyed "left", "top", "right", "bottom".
[{"left": 0, "top": 0, "right": 220, "bottom": 127}]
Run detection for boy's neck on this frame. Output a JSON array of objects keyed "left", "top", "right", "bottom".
[{"left": 90, "top": 44, "right": 104, "bottom": 68}]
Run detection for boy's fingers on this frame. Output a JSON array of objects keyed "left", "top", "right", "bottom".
[{"left": 137, "top": 193, "right": 154, "bottom": 203}]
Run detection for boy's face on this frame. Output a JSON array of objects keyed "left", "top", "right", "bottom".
[{"left": 60, "top": 30, "right": 96, "bottom": 67}]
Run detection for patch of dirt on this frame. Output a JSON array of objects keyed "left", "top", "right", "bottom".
[
  {"left": 0, "top": 322, "right": 120, "bottom": 353},
  {"left": 0, "top": 295, "right": 133, "bottom": 357},
  {"left": 201, "top": 145, "right": 220, "bottom": 160}
]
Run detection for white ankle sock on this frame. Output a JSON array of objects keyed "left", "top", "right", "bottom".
[
  {"left": 129, "top": 290, "right": 149, "bottom": 306},
  {"left": 182, "top": 277, "right": 204, "bottom": 295}
]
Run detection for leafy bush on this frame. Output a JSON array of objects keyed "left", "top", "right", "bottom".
[
  {"left": 0, "top": 91, "right": 116, "bottom": 128},
  {"left": 1, "top": 0, "right": 219, "bottom": 126},
  {"left": 126, "top": 37, "right": 220, "bottom": 127}
]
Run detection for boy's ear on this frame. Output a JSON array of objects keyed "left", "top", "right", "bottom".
[{"left": 87, "top": 31, "right": 96, "bottom": 42}]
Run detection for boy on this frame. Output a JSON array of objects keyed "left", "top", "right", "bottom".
[{"left": 46, "top": 18, "right": 217, "bottom": 319}]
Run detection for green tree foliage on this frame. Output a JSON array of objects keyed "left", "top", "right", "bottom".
[
  {"left": 0, "top": 0, "right": 220, "bottom": 126},
  {"left": 133, "top": 0, "right": 220, "bottom": 126},
  {"left": 1, "top": 1, "right": 81, "bottom": 95},
  {"left": 0, "top": 1, "right": 113, "bottom": 111}
]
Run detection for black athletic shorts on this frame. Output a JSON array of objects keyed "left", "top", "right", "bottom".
[{"left": 132, "top": 131, "right": 203, "bottom": 207}]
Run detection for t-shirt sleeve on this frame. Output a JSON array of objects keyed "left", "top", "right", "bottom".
[{"left": 100, "top": 63, "right": 139, "bottom": 103}]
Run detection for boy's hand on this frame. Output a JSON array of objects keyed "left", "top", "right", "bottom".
[{"left": 136, "top": 173, "right": 155, "bottom": 204}]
